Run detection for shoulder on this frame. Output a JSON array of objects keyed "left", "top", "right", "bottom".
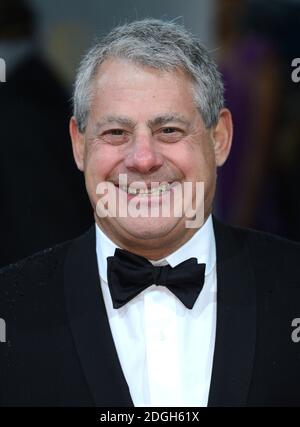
[
  {"left": 232, "top": 223, "right": 300, "bottom": 262},
  {"left": 0, "top": 240, "right": 71, "bottom": 283},
  {"left": 214, "top": 216, "right": 300, "bottom": 254},
  {"left": 214, "top": 217, "right": 300, "bottom": 289},
  {"left": 0, "top": 240, "right": 72, "bottom": 322}
]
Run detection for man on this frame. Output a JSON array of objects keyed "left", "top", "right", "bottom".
[{"left": 0, "top": 19, "right": 300, "bottom": 407}]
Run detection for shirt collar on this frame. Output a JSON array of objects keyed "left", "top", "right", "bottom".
[
  {"left": 95, "top": 214, "right": 216, "bottom": 283},
  {"left": 163, "top": 214, "right": 216, "bottom": 273}
]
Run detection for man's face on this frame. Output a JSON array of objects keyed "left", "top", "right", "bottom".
[{"left": 70, "top": 58, "right": 232, "bottom": 258}]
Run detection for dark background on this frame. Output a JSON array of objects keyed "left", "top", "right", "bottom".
[{"left": 0, "top": 0, "right": 299, "bottom": 268}]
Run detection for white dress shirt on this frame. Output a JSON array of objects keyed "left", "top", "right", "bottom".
[{"left": 95, "top": 215, "right": 217, "bottom": 407}]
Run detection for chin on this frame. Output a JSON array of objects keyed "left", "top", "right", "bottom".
[{"left": 117, "top": 216, "right": 181, "bottom": 241}]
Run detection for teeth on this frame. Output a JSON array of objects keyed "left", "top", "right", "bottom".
[
  {"left": 128, "top": 187, "right": 138, "bottom": 195},
  {"left": 119, "top": 183, "right": 171, "bottom": 195},
  {"left": 120, "top": 185, "right": 129, "bottom": 193}
]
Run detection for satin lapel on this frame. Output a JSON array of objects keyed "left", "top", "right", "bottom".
[
  {"left": 64, "top": 226, "right": 133, "bottom": 407},
  {"left": 208, "top": 217, "right": 256, "bottom": 407}
]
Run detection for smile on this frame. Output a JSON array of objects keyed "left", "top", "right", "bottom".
[{"left": 119, "top": 183, "right": 171, "bottom": 196}]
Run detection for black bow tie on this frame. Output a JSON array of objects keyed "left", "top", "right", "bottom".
[{"left": 107, "top": 248, "right": 206, "bottom": 309}]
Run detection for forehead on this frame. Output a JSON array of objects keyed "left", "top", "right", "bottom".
[
  {"left": 94, "top": 57, "right": 193, "bottom": 87},
  {"left": 90, "top": 58, "right": 197, "bottom": 118}
]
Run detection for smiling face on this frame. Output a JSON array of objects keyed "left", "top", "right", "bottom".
[{"left": 70, "top": 58, "right": 232, "bottom": 259}]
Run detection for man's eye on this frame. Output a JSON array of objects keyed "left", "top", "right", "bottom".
[
  {"left": 105, "top": 129, "right": 125, "bottom": 136},
  {"left": 157, "top": 127, "right": 183, "bottom": 142},
  {"left": 101, "top": 129, "right": 129, "bottom": 144},
  {"left": 162, "top": 127, "right": 177, "bottom": 133}
]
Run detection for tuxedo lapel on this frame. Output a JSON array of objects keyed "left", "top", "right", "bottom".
[
  {"left": 64, "top": 226, "right": 133, "bottom": 407},
  {"left": 208, "top": 217, "right": 257, "bottom": 406}
]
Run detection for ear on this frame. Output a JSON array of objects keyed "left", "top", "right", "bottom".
[
  {"left": 69, "top": 116, "right": 85, "bottom": 171},
  {"left": 211, "top": 108, "right": 233, "bottom": 166}
]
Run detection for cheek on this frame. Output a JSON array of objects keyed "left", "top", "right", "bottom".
[
  {"left": 172, "top": 141, "right": 215, "bottom": 182},
  {"left": 193, "top": 140, "right": 216, "bottom": 180},
  {"left": 85, "top": 144, "right": 118, "bottom": 182},
  {"left": 84, "top": 147, "right": 116, "bottom": 209}
]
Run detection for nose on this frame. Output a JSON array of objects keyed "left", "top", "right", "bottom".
[{"left": 124, "top": 132, "right": 163, "bottom": 174}]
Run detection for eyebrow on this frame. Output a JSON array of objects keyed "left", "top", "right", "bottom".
[
  {"left": 94, "top": 115, "right": 136, "bottom": 133},
  {"left": 93, "top": 113, "right": 190, "bottom": 133},
  {"left": 147, "top": 114, "right": 190, "bottom": 128}
]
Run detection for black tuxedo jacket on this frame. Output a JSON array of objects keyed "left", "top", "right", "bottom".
[{"left": 0, "top": 217, "right": 300, "bottom": 407}]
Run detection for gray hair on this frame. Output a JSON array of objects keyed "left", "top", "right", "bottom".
[{"left": 73, "top": 18, "right": 224, "bottom": 133}]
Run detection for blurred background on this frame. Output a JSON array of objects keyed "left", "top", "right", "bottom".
[{"left": 0, "top": 0, "right": 299, "bottom": 267}]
